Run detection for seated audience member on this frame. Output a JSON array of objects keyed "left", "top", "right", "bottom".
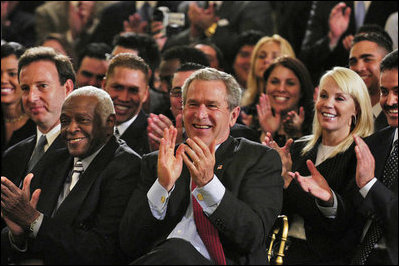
[
  {"left": 230, "top": 30, "right": 264, "bottom": 91},
  {"left": 1, "top": 42, "right": 35, "bottom": 154},
  {"left": 89, "top": 1, "right": 181, "bottom": 47},
  {"left": 163, "top": 1, "right": 274, "bottom": 67},
  {"left": 120, "top": 67, "right": 283, "bottom": 264},
  {"left": 147, "top": 63, "right": 259, "bottom": 151},
  {"left": 296, "top": 49, "right": 398, "bottom": 265},
  {"left": 350, "top": 49, "right": 398, "bottom": 265},
  {"left": 300, "top": 1, "right": 398, "bottom": 86},
  {"left": 39, "top": 33, "right": 78, "bottom": 68},
  {"left": 349, "top": 31, "right": 393, "bottom": 132},
  {"left": 155, "top": 45, "right": 209, "bottom": 116},
  {"left": 76, "top": 42, "right": 111, "bottom": 88},
  {"left": 1, "top": 86, "right": 142, "bottom": 264},
  {"left": 240, "top": 34, "right": 296, "bottom": 128},
  {"left": 34, "top": 1, "right": 113, "bottom": 50},
  {"left": 110, "top": 32, "right": 161, "bottom": 114},
  {"left": 265, "top": 67, "right": 374, "bottom": 264},
  {"left": 102, "top": 53, "right": 150, "bottom": 156},
  {"left": 192, "top": 40, "right": 224, "bottom": 70},
  {"left": 242, "top": 56, "right": 314, "bottom": 145},
  {"left": 1, "top": 47, "right": 74, "bottom": 188},
  {"left": 1, "top": 1, "right": 36, "bottom": 47}
]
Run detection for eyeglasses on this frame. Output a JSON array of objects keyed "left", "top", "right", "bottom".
[{"left": 169, "top": 86, "right": 182, "bottom": 97}]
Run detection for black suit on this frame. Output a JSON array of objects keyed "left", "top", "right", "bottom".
[
  {"left": 283, "top": 137, "right": 361, "bottom": 264},
  {"left": 374, "top": 111, "right": 389, "bottom": 132},
  {"left": 351, "top": 127, "right": 398, "bottom": 264},
  {"left": 120, "top": 136, "right": 283, "bottom": 264},
  {"left": 1, "top": 133, "right": 66, "bottom": 188},
  {"left": 300, "top": 1, "right": 398, "bottom": 84},
  {"left": 1, "top": 136, "right": 142, "bottom": 264},
  {"left": 119, "top": 110, "right": 150, "bottom": 156}
]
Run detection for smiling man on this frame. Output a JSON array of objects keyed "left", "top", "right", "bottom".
[
  {"left": 1, "top": 47, "right": 74, "bottom": 189},
  {"left": 120, "top": 68, "right": 283, "bottom": 264},
  {"left": 102, "top": 53, "right": 150, "bottom": 156},
  {"left": 1, "top": 86, "right": 142, "bottom": 264},
  {"left": 349, "top": 32, "right": 393, "bottom": 131}
]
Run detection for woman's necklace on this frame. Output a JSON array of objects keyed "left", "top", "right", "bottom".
[{"left": 5, "top": 113, "right": 27, "bottom": 123}]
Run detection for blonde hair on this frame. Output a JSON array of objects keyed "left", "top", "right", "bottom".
[
  {"left": 241, "top": 34, "right": 296, "bottom": 107},
  {"left": 302, "top": 67, "right": 374, "bottom": 158}
]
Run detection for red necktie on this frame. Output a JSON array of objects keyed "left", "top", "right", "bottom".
[{"left": 191, "top": 180, "right": 226, "bottom": 265}]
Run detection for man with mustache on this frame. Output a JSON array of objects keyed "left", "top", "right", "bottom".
[{"left": 349, "top": 31, "right": 393, "bottom": 131}]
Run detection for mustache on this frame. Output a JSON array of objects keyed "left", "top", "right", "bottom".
[{"left": 382, "top": 104, "right": 398, "bottom": 110}]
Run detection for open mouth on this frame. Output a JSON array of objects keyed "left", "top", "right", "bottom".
[
  {"left": 1, "top": 87, "right": 15, "bottom": 95},
  {"left": 193, "top": 124, "right": 212, "bottom": 129},
  {"left": 68, "top": 137, "right": 86, "bottom": 144},
  {"left": 321, "top": 112, "right": 337, "bottom": 118}
]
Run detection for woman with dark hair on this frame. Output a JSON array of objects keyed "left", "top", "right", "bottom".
[
  {"left": 1, "top": 42, "right": 36, "bottom": 154},
  {"left": 246, "top": 56, "right": 314, "bottom": 144}
]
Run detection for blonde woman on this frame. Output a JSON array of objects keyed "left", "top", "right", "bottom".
[
  {"left": 240, "top": 34, "right": 295, "bottom": 130},
  {"left": 265, "top": 67, "right": 374, "bottom": 264}
]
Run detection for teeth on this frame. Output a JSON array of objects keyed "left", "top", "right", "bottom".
[
  {"left": 387, "top": 109, "right": 398, "bottom": 114},
  {"left": 115, "top": 105, "right": 129, "bottom": 111},
  {"left": 274, "top": 96, "right": 288, "bottom": 101},
  {"left": 69, "top": 138, "right": 84, "bottom": 143},
  {"left": 1, "top": 88, "right": 13, "bottom": 93},
  {"left": 322, "top": 113, "right": 336, "bottom": 118},
  {"left": 194, "top": 125, "right": 211, "bottom": 129}
]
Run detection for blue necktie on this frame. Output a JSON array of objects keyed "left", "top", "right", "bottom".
[{"left": 355, "top": 1, "right": 366, "bottom": 30}]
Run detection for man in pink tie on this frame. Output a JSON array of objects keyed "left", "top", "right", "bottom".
[{"left": 120, "top": 67, "right": 283, "bottom": 264}]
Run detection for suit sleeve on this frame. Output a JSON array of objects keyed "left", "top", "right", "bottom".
[
  {"left": 209, "top": 145, "right": 283, "bottom": 253},
  {"left": 30, "top": 152, "right": 141, "bottom": 264}
]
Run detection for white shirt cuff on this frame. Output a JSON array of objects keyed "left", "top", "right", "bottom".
[
  {"left": 192, "top": 175, "right": 225, "bottom": 216},
  {"left": 316, "top": 190, "right": 338, "bottom": 218},
  {"left": 147, "top": 178, "right": 174, "bottom": 220},
  {"left": 359, "top": 177, "right": 378, "bottom": 198}
]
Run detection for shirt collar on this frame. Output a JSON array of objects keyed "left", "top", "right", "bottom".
[
  {"left": 372, "top": 103, "right": 382, "bottom": 119},
  {"left": 116, "top": 113, "right": 138, "bottom": 136},
  {"left": 36, "top": 124, "right": 61, "bottom": 152},
  {"left": 75, "top": 143, "right": 105, "bottom": 171}
]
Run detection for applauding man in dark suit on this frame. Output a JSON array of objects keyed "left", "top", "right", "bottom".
[
  {"left": 120, "top": 67, "right": 283, "bottom": 264},
  {"left": 1, "top": 86, "right": 142, "bottom": 264}
]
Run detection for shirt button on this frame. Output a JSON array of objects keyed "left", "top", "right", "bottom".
[{"left": 197, "top": 193, "right": 204, "bottom": 201}]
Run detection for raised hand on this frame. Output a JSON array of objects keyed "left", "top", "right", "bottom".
[
  {"left": 282, "top": 107, "right": 305, "bottom": 138},
  {"left": 182, "top": 137, "right": 216, "bottom": 187},
  {"left": 263, "top": 132, "right": 294, "bottom": 188},
  {"left": 148, "top": 114, "right": 184, "bottom": 151},
  {"left": 68, "top": 1, "right": 95, "bottom": 39},
  {"left": 353, "top": 135, "right": 375, "bottom": 188},
  {"left": 289, "top": 160, "right": 333, "bottom": 205},
  {"left": 123, "top": 13, "right": 148, "bottom": 33},
  {"left": 328, "top": 2, "right": 351, "bottom": 46},
  {"left": 257, "top": 93, "right": 280, "bottom": 135},
  {"left": 1, "top": 174, "right": 41, "bottom": 234},
  {"left": 157, "top": 126, "right": 184, "bottom": 191}
]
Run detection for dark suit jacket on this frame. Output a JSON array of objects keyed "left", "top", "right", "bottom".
[
  {"left": 300, "top": 1, "right": 398, "bottom": 84},
  {"left": 119, "top": 110, "right": 150, "bottom": 156},
  {"left": 1, "top": 133, "right": 66, "bottom": 187},
  {"left": 1, "top": 136, "right": 142, "bottom": 265},
  {"left": 352, "top": 126, "right": 398, "bottom": 264},
  {"left": 374, "top": 111, "right": 389, "bottom": 132},
  {"left": 120, "top": 136, "right": 283, "bottom": 264},
  {"left": 283, "top": 137, "right": 361, "bottom": 264},
  {"left": 1, "top": 118, "right": 36, "bottom": 155}
]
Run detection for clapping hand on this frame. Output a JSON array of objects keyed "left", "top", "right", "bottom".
[
  {"left": 263, "top": 132, "right": 294, "bottom": 188},
  {"left": 353, "top": 135, "right": 375, "bottom": 189},
  {"left": 289, "top": 160, "right": 333, "bottom": 205},
  {"left": 282, "top": 107, "right": 305, "bottom": 137},
  {"left": 257, "top": 93, "right": 280, "bottom": 135}
]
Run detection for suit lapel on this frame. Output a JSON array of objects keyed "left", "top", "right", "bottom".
[
  {"left": 214, "top": 136, "right": 236, "bottom": 183},
  {"left": 53, "top": 137, "right": 119, "bottom": 223}
]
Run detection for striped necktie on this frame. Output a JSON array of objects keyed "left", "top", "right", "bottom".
[
  {"left": 27, "top": 135, "right": 47, "bottom": 173},
  {"left": 191, "top": 180, "right": 226, "bottom": 265}
]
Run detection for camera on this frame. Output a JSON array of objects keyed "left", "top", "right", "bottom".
[{"left": 152, "top": 6, "right": 185, "bottom": 37}]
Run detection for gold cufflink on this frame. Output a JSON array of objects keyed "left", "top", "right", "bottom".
[
  {"left": 161, "top": 196, "right": 165, "bottom": 203},
  {"left": 197, "top": 193, "right": 203, "bottom": 201}
]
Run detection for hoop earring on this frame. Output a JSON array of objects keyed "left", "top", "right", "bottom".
[{"left": 351, "top": 115, "right": 357, "bottom": 127}]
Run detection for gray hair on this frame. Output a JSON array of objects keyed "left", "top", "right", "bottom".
[
  {"left": 64, "top": 86, "right": 115, "bottom": 124},
  {"left": 182, "top": 67, "right": 242, "bottom": 110}
]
